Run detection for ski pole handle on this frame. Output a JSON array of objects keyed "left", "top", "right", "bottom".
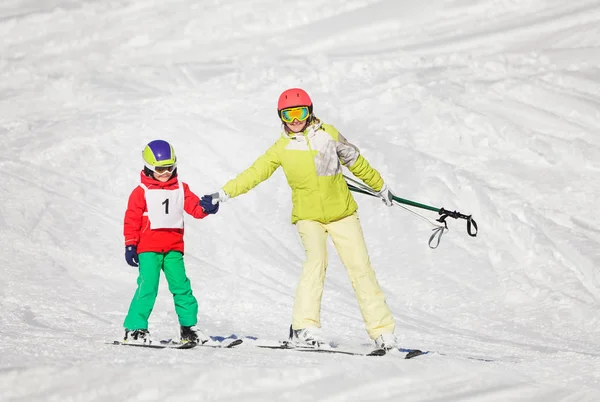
[{"left": 438, "top": 208, "right": 478, "bottom": 237}]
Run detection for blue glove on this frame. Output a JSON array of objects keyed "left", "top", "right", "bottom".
[
  {"left": 200, "top": 195, "right": 219, "bottom": 214},
  {"left": 125, "top": 245, "right": 139, "bottom": 267}
]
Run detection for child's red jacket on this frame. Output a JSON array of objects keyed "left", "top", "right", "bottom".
[{"left": 124, "top": 172, "right": 208, "bottom": 253}]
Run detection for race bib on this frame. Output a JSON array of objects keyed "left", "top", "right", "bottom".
[{"left": 140, "top": 184, "right": 185, "bottom": 229}]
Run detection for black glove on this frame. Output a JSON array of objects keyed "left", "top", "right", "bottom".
[{"left": 125, "top": 245, "right": 139, "bottom": 267}]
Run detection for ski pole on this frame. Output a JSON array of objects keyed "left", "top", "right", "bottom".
[{"left": 344, "top": 175, "right": 478, "bottom": 248}]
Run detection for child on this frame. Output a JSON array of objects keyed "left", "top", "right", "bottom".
[{"left": 122, "top": 139, "right": 218, "bottom": 345}]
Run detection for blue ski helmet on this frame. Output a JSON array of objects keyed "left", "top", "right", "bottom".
[{"left": 142, "top": 140, "right": 177, "bottom": 172}]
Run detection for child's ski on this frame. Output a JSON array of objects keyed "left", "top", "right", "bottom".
[
  {"left": 109, "top": 340, "right": 196, "bottom": 349},
  {"left": 160, "top": 338, "right": 243, "bottom": 349}
]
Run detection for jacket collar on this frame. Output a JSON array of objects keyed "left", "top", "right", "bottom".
[{"left": 282, "top": 120, "right": 323, "bottom": 140}]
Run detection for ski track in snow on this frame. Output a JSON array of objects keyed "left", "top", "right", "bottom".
[{"left": 2, "top": 0, "right": 600, "bottom": 400}]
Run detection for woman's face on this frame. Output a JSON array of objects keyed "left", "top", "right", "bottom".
[{"left": 285, "top": 119, "right": 308, "bottom": 133}]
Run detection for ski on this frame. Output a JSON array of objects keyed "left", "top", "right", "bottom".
[
  {"left": 109, "top": 340, "right": 196, "bottom": 349},
  {"left": 208, "top": 335, "right": 245, "bottom": 348},
  {"left": 253, "top": 341, "right": 389, "bottom": 357},
  {"left": 160, "top": 337, "right": 243, "bottom": 349},
  {"left": 396, "top": 347, "right": 498, "bottom": 362},
  {"left": 249, "top": 339, "right": 427, "bottom": 359},
  {"left": 256, "top": 344, "right": 387, "bottom": 356},
  {"left": 396, "top": 347, "right": 428, "bottom": 359},
  {"left": 108, "top": 335, "right": 242, "bottom": 350}
]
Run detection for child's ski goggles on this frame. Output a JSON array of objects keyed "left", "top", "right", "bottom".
[
  {"left": 280, "top": 106, "right": 310, "bottom": 123},
  {"left": 147, "top": 164, "right": 176, "bottom": 174}
]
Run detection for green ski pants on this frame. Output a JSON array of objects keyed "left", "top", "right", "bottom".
[{"left": 123, "top": 251, "right": 198, "bottom": 330}]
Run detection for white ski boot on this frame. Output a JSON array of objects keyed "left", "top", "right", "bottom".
[{"left": 289, "top": 326, "right": 327, "bottom": 348}]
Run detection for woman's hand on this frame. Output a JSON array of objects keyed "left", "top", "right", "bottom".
[{"left": 377, "top": 184, "right": 394, "bottom": 207}]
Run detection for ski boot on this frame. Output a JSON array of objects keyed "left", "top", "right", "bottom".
[
  {"left": 124, "top": 329, "right": 152, "bottom": 345},
  {"left": 374, "top": 332, "right": 397, "bottom": 351},
  {"left": 289, "top": 325, "right": 326, "bottom": 348},
  {"left": 180, "top": 325, "right": 209, "bottom": 345}
]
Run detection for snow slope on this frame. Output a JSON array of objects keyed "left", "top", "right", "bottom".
[{"left": 1, "top": 0, "right": 600, "bottom": 400}]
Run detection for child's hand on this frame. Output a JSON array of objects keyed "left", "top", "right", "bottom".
[
  {"left": 200, "top": 195, "right": 219, "bottom": 214},
  {"left": 125, "top": 246, "right": 139, "bottom": 267}
]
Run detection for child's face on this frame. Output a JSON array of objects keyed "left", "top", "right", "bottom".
[
  {"left": 151, "top": 165, "right": 175, "bottom": 182},
  {"left": 154, "top": 170, "right": 173, "bottom": 182}
]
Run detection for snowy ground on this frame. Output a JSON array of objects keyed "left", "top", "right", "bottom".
[{"left": 2, "top": 0, "right": 600, "bottom": 401}]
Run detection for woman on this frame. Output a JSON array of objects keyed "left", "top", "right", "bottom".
[{"left": 208, "top": 88, "right": 398, "bottom": 350}]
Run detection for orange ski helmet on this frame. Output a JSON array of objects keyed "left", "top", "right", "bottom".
[{"left": 277, "top": 88, "right": 313, "bottom": 118}]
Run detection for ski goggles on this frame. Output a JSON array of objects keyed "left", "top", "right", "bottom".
[
  {"left": 147, "top": 164, "right": 176, "bottom": 175},
  {"left": 280, "top": 106, "right": 310, "bottom": 123}
]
